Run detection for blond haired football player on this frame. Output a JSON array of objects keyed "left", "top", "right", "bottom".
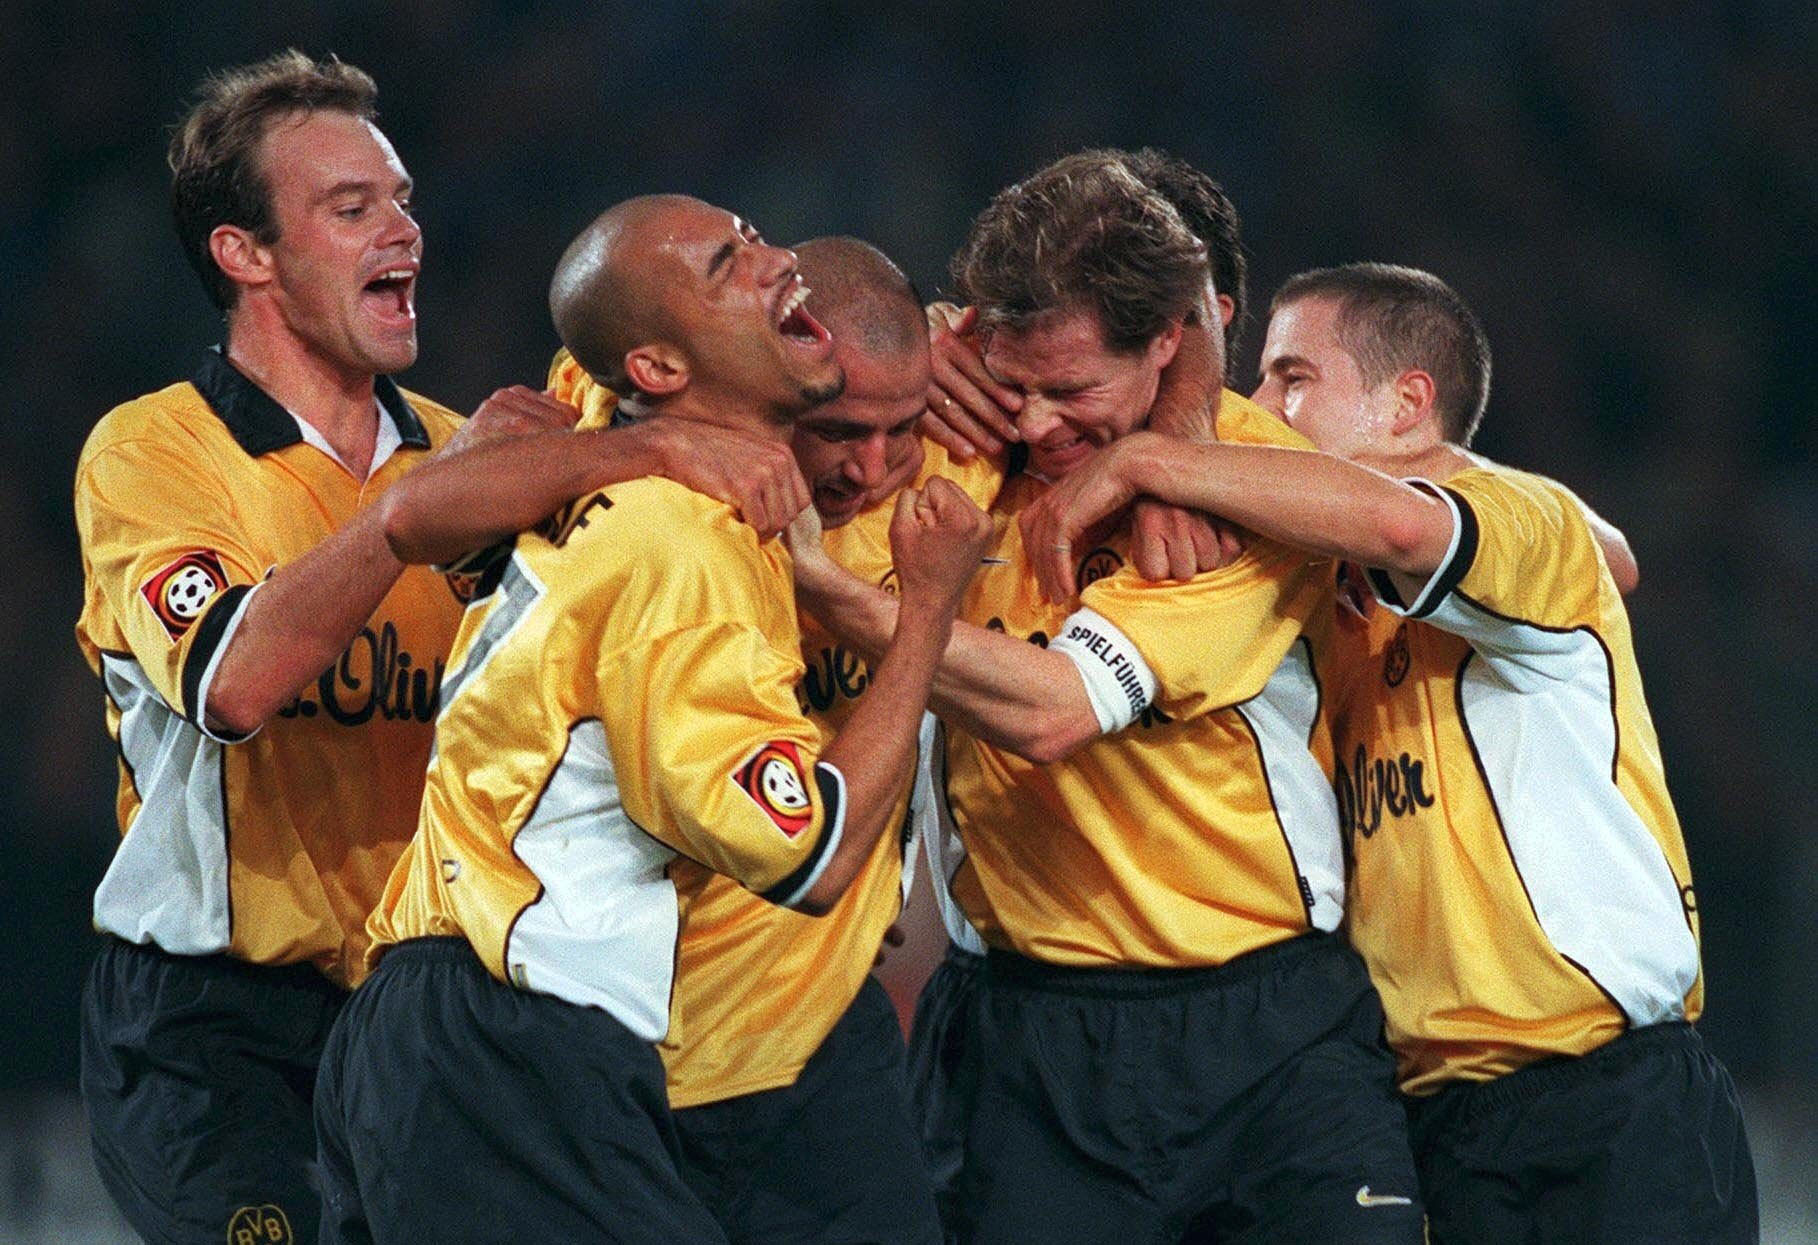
[
  {"left": 1022, "top": 263, "right": 1756, "bottom": 1243},
  {"left": 311, "top": 198, "right": 991, "bottom": 1241},
  {"left": 793, "top": 155, "right": 1425, "bottom": 1244}
]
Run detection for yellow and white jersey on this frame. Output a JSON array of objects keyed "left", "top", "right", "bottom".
[
  {"left": 663, "top": 436, "right": 1004, "bottom": 1105},
  {"left": 370, "top": 468, "right": 848, "bottom": 1049},
  {"left": 549, "top": 346, "right": 1007, "bottom": 1101},
  {"left": 73, "top": 350, "right": 466, "bottom": 987},
  {"left": 1333, "top": 463, "right": 1701, "bottom": 1095},
  {"left": 941, "top": 391, "right": 1345, "bottom": 968}
]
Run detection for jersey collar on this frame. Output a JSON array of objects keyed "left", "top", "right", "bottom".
[{"left": 193, "top": 347, "right": 433, "bottom": 457}]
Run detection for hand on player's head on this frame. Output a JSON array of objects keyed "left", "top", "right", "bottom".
[
  {"left": 445, "top": 386, "right": 580, "bottom": 456},
  {"left": 921, "top": 303, "right": 1021, "bottom": 461}
]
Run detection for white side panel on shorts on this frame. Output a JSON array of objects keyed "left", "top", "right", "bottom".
[
  {"left": 1451, "top": 605, "right": 1697, "bottom": 1024},
  {"left": 92, "top": 654, "right": 232, "bottom": 954},
  {"left": 506, "top": 719, "right": 680, "bottom": 1042},
  {"left": 1234, "top": 638, "right": 1345, "bottom": 931}
]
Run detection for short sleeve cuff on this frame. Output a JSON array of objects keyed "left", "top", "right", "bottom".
[
  {"left": 185, "top": 581, "right": 263, "bottom": 744},
  {"left": 762, "top": 760, "right": 847, "bottom": 910},
  {"left": 1367, "top": 481, "right": 1479, "bottom": 619},
  {"left": 1048, "top": 606, "right": 1158, "bottom": 734}
]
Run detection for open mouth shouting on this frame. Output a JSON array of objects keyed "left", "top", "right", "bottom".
[
  {"left": 774, "top": 277, "right": 833, "bottom": 356},
  {"left": 361, "top": 260, "right": 418, "bottom": 333}
]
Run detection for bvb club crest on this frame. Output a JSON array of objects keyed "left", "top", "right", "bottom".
[
  {"left": 1076, "top": 547, "right": 1123, "bottom": 589},
  {"left": 1382, "top": 623, "right": 1411, "bottom": 687},
  {"left": 227, "top": 1204, "right": 293, "bottom": 1245}
]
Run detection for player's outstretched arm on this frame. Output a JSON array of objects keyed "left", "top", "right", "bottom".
[
  {"left": 203, "top": 386, "right": 575, "bottom": 735},
  {"left": 1576, "top": 496, "right": 1640, "bottom": 594},
  {"left": 1129, "top": 316, "right": 1243, "bottom": 582},
  {"left": 795, "top": 477, "right": 992, "bottom": 913},
  {"left": 378, "top": 388, "right": 808, "bottom": 565},
  {"left": 790, "top": 510, "right": 1105, "bottom": 767},
  {"left": 1022, "top": 433, "right": 1456, "bottom": 603}
]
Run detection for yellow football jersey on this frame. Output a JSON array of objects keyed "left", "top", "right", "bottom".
[
  {"left": 939, "top": 391, "right": 1346, "bottom": 968},
  {"left": 1332, "top": 464, "right": 1702, "bottom": 1094},
  {"left": 73, "top": 349, "right": 467, "bottom": 987},
  {"left": 369, "top": 470, "right": 849, "bottom": 1049},
  {"left": 548, "top": 347, "right": 1001, "bottom": 1103}
]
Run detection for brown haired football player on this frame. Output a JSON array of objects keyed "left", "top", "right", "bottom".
[{"left": 75, "top": 54, "right": 797, "bottom": 1244}]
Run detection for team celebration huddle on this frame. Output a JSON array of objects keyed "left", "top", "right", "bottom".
[{"left": 73, "top": 50, "right": 1757, "bottom": 1245}]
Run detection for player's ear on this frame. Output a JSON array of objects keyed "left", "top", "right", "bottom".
[
  {"left": 1146, "top": 319, "right": 1185, "bottom": 370},
  {"left": 624, "top": 343, "right": 687, "bottom": 396},
  {"left": 209, "top": 224, "right": 275, "bottom": 295},
  {"left": 1391, "top": 369, "right": 1436, "bottom": 436}
]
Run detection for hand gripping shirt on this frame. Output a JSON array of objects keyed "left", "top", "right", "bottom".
[
  {"left": 941, "top": 392, "right": 1346, "bottom": 968},
  {"left": 1330, "top": 464, "right": 1702, "bottom": 1094},
  {"left": 548, "top": 348, "right": 999, "bottom": 1103},
  {"left": 73, "top": 350, "right": 467, "bottom": 986},
  {"left": 369, "top": 468, "right": 848, "bottom": 1049}
]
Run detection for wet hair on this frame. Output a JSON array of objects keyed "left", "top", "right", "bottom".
[
  {"left": 1273, "top": 262, "right": 1492, "bottom": 445},
  {"left": 169, "top": 50, "right": 379, "bottom": 311},
  {"left": 951, "top": 152, "right": 1206, "bottom": 352}
]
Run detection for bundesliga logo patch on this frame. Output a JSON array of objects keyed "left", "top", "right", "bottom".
[
  {"left": 733, "top": 740, "right": 814, "bottom": 837},
  {"left": 140, "top": 550, "right": 228, "bottom": 641}
]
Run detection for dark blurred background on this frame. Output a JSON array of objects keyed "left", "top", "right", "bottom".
[{"left": 3, "top": 1, "right": 1813, "bottom": 1237}]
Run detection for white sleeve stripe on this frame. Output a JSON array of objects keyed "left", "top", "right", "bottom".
[
  {"left": 774, "top": 760, "right": 847, "bottom": 910},
  {"left": 1371, "top": 479, "right": 1465, "bottom": 618},
  {"left": 1048, "top": 606, "right": 1158, "bottom": 734},
  {"left": 192, "top": 581, "right": 262, "bottom": 745}
]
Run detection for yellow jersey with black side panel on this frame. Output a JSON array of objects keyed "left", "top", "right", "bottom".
[
  {"left": 73, "top": 349, "right": 466, "bottom": 988},
  {"left": 942, "top": 390, "right": 1345, "bottom": 968},
  {"left": 1333, "top": 462, "right": 1702, "bottom": 1095},
  {"left": 549, "top": 344, "right": 1005, "bottom": 1104},
  {"left": 368, "top": 473, "right": 846, "bottom": 1052}
]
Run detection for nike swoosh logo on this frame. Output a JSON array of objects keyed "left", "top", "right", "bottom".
[{"left": 1356, "top": 1185, "right": 1414, "bottom": 1207}]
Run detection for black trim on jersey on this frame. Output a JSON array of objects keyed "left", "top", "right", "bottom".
[
  {"left": 179, "top": 584, "right": 252, "bottom": 734},
  {"left": 375, "top": 375, "right": 432, "bottom": 449},
  {"left": 1452, "top": 648, "right": 1626, "bottom": 1018},
  {"left": 760, "top": 761, "right": 845, "bottom": 908},
  {"left": 194, "top": 348, "right": 430, "bottom": 456},
  {"left": 1368, "top": 484, "right": 1480, "bottom": 618},
  {"left": 1233, "top": 659, "right": 1316, "bottom": 928}
]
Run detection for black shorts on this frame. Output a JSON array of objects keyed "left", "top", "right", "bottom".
[
  {"left": 950, "top": 933, "right": 1425, "bottom": 1245},
  {"left": 1407, "top": 1021, "right": 1758, "bottom": 1244},
  {"left": 673, "top": 975, "right": 941, "bottom": 1244},
  {"left": 904, "top": 944, "right": 985, "bottom": 1236},
  {"left": 79, "top": 935, "right": 345, "bottom": 1245},
  {"left": 313, "top": 936, "right": 725, "bottom": 1244}
]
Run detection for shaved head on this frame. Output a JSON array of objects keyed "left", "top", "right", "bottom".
[
  {"left": 548, "top": 194, "right": 693, "bottom": 392},
  {"left": 787, "top": 236, "right": 931, "bottom": 528},
  {"left": 793, "top": 236, "right": 925, "bottom": 365}
]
